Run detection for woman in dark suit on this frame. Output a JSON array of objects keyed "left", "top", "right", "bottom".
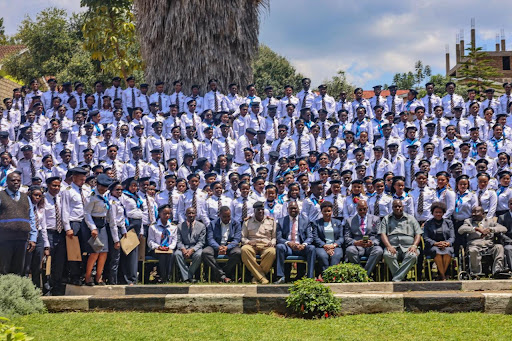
[
  {"left": 423, "top": 202, "right": 455, "bottom": 280},
  {"left": 313, "top": 201, "right": 344, "bottom": 280}
]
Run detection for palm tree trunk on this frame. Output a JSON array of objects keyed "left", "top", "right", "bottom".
[{"left": 134, "top": 0, "right": 269, "bottom": 95}]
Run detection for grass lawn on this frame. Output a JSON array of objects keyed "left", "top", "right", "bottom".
[{"left": 11, "top": 311, "right": 512, "bottom": 340}]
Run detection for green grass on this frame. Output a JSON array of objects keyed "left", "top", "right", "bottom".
[{"left": 12, "top": 312, "right": 512, "bottom": 340}]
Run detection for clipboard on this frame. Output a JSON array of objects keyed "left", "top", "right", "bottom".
[
  {"left": 121, "top": 229, "right": 140, "bottom": 255},
  {"left": 154, "top": 249, "right": 173, "bottom": 254},
  {"left": 45, "top": 256, "right": 52, "bottom": 276},
  {"left": 138, "top": 236, "right": 147, "bottom": 261},
  {"left": 66, "top": 236, "right": 82, "bottom": 261}
]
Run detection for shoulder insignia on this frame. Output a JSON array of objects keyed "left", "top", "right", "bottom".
[{"left": 65, "top": 186, "right": 71, "bottom": 190}]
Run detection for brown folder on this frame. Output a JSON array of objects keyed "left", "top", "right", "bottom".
[
  {"left": 121, "top": 229, "right": 140, "bottom": 256},
  {"left": 45, "top": 256, "right": 52, "bottom": 276},
  {"left": 138, "top": 236, "right": 147, "bottom": 261},
  {"left": 66, "top": 236, "right": 82, "bottom": 261}
]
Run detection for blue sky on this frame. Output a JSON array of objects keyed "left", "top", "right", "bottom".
[{"left": 3, "top": 0, "right": 512, "bottom": 89}]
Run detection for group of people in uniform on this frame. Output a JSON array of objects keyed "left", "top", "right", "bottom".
[{"left": 2, "top": 76, "right": 512, "bottom": 293}]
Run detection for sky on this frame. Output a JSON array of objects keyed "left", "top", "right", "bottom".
[{"left": 3, "top": 0, "right": 512, "bottom": 89}]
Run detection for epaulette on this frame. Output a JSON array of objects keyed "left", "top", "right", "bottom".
[
  {"left": 265, "top": 216, "right": 275, "bottom": 221},
  {"left": 65, "top": 186, "right": 71, "bottom": 190}
]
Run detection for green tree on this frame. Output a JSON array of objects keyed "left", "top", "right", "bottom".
[
  {"left": 389, "top": 60, "right": 431, "bottom": 90},
  {"left": 391, "top": 71, "right": 415, "bottom": 90},
  {"left": 2, "top": 8, "right": 84, "bottom": 85},
  {"left": 323, "top": 70, "right": 355, "bottom": 100},
  {"left": 416, "top": 74, "right": 468, "bottom": 99},
  {"left": 81, "top": 0, "right": 142, "bottom": 80},
  {"left": 458, "top": 45, "right": 502, "bottom": 99},
  {"left": 414, "top": 60, "right": 431, "bottom": 87},
  {"left": 0, "top": 18, "right": 8, "bottom": 45},
  {"left": 252, "top": 45, "right": 304, "bottom": 97}
]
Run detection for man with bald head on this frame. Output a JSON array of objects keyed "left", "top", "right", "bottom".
[
  {"left": 0, "top": 171, "right": 37, "bottom": 274},
  {"left": 274, "top": 201, "right": 315, "bottom": 283},
  {"left": 344, "top": 200, "right": 383, "bottom": 277},
  {"left": 379, "top": 199, "right": 422, "bottom": 282}
]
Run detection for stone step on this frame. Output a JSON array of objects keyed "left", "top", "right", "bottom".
[
  {"left": 43, "top": 291, "right": 512, "bottom": 314},
  {"left": 64, "top": 280, "right": 512, "bottom": 297}
]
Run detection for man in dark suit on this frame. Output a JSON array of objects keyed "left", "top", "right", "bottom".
[
  {"left": 202, "top": 206, "right": 242, "bottom": 283},
  {"left": 174, "top": 207, "right": 206, "bottom": 283},
  {"left": 344, "top": 200, "right": 383, "bottom": 276},
  {"left": 313, "top": 201, "right": 344, "bottom": 276},
  {"left": 274, "top": 201, "right": 316, "bottom": 284},
  {"left": 496, "top": 197, "right": 512, "bottom": 272}
]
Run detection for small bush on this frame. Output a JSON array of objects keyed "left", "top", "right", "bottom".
[
  {"left": 322, "top": 263, "right": 372, "bottom": 283},
  {"left": 286, "top": 278, "right": 341, "bottom": 319},
  {"left": 0, "top": 275, "right": 46, "bottom": 317},
  {"left": 0, "top": 317, "right": 33, "bottom": 340}
]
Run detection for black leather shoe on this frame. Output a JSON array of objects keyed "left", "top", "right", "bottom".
[{"left": 273, "top": 277, "right": 286, "bottom": 284}]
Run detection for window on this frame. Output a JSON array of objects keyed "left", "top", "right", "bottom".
[{"left": 504, "top": 56, "right": 511, "bottom": 70}]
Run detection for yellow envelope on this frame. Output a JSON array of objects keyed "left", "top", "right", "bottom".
[
  {"left": 45, "top": 256, "right": 52, "bottom": 276},
  {"left": 154, "top": 249, "right": 173, "bottom": 254},
  {"left": 121, "top": 229, "right": 140, "bottom": 255},
  {"left": 138, "top": 236, "right": 147, "bottom": 261},
  {"left": 66, "top": 236, "right": 82, "bottom": 261}
]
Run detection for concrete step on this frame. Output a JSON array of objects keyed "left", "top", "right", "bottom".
[
  {"left": 43, "top": 291, "right": 512, "bottom": 314},
  {"left": 64, "top": 280, "right": 512, "bottom": 297}
]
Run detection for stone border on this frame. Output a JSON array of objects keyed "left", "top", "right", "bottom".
[
  {"left": 64, "top": 280, "right": 512, "bottom": 297},
  {"left": 43, "top": 291, "right": 512, "bottom": 314}
]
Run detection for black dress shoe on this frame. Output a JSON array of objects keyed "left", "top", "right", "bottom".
[
  {"left": 85, "top": 281, "right": 95, "bottom": 287},
  {"left": 71, "top": 279, "right": 83, "bottom": 286},
  {"left": 273, "top": 277, "right": 286, "bottom": 284}
]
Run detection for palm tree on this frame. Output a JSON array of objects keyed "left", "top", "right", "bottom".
[{"left": 134, "top": 0, "right": 269, "bottom": 94}]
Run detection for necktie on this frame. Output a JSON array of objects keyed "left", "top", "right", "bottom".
[
  {"left": 131, "top": 88, "right": 135, "bottom": 108},
  {"left": 79, "top": 188, "right": 85, "bottom": 205},
  {"left": 192, "top": 190, "right": 197, "bottom": 212},
  {"left": 269, "top": 165, "right": 275, "bottom": 182},
  {"left": 158, "top": 163, "right": 163, "bottom": 188},
  {"left": 176, "top": 94, "right": 180, "bottom": 113},
  {"left": 14, "top": 101, "right": 19, "bottom": 110},
  {"left": 428, "top": 96, "right": 432, "bottom": 115},
  {"left": 391, "top": 96, "right": 396, "bottom": 113},
  {"left": 214, "top": 91, "right": 219, "bottom": 112},
  {"left": 250, "top": 164, "right": 256, "bottom": 178},
  {"left": 301, "top": 92, "right": 307, "bottom": 108},
  {"left": 98, "top": 93, "right": 102, "bottom": 109},
  {"left": 507, "top": 96, "right": 511, "bottom": 114},
  {"left": 138, "top": 136, "right": 142, "bottom": 150},
  {"left": 135, "top": 160, "right": 140, "bottom": 179},
  {"left": 322, "top": 96, "right": 326, "bottom": 111},
  {"left": 54, "top": 197, "right": 63, "bottom": 233},
  {"left": 116, "top": 122, "right": 121, "bottom": 138},
  {"left": 145, "top": 95, "right": 150, "bottom": 111},
  {"left": 373, "top": 159, "right": 379, "bottom": 177},
  {"left": 79, "top": 96, "right": 84, "bottom": 109},
  {"left": 376, "top": 96, "right": 380, "bottom": 107},
  {"left": 276, "top": 139, "right": 283, "bottom": 153},
  {"left": 450, "top": 95, "right": 454, "bottom": 114},
  {"left": 146, "top": 194, "right": 154, "bottom": 224},
  {"left": 330, "top": 136, "right": 335, "bottom": 148},
  {"left": 288, "top": 97, "right": 291, "bottom": 105},
  {"left": 473, "top": 116, "right": 478, "bottom": 128},
  {"left": 384, "top": 139, "right": 389, "bottom": 160},
  {"left": 35, "top": 209, "right": 40, "bottom": 231},
  {"left": 456, "top": 119, "right": 460, "bottom": 134},
  {"left": 168, "top": 190, "right": 174, "bottom": 221},
  {"left": 290, "top": 120, "right": 295, "bottom": 135},
  {"left": 333, "top": 194, "right": 339, "bottom": 217},
  {"left": 158, "top": 94, "right": 162, "bottom": 110},
  {"left": 477, "top": 190, "right": 483, "bottom": 206},
  {"left": 242, "top": 197, "right": 248, "bottom": 220},
  {"left": 221, "top": 170, "right": 226, "bottom": 188},
  {"left": 259, "top": 145, "right": 265, "bottom": 163},
  {"left": 112, "top": 161, "right": 117, "bottom": 180},
  {"left": 360, "top": 217, "right": 365, "bottom": 235},
  {"left": 291, "top": 218, "right": 297, "bottom": 242},
  {"left": 297, "top": 133, "right": 302, "bottom": 156},
  {"left": 321, "top": 123, "right": 327, "bottom": 139},
  {"left": 417, "top": 188, "right": 424, "bottom": 215},
  {"left": 419, "top": 122, "right": 424, "bottom": 138},
  {"left": 30, "top": 159, "right": 36, "bottom": 177},
  {"left": 436, "top": 121, "right": 442, "bottom": 137},
  {"left": 78, "top": 124, "right": 82, "bottom": 137},
  {"left": 115, "top": 88, "right": 118, "bottom": 101},
  {"left": 374, "top": 195, "right": 380, "bottom": 216},
  {"left": 87, "top": 136, "right": 92, "bottom": 150},
  {"left": 273, "top": 118, "right": 278, "bottom": 140},
  {"left": 410, "top": 160, "right": 415, "bottom": 185},
  {"left": 224, "top": 138, "right": 230, "bottom": 155},
  {"left": 217, "top": 195, "right": 222, "bottom": 213},
  {"left": 191, "top": 139, "right": 198, "bottom": 159}
]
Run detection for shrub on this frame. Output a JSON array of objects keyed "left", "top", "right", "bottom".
[
  {"left": 0, "top": 317, "right": 33, "bottom": 340},
  {"left": 286, "top": 278, "right": 341, "bottom": 319},
  {"left": 0, "top": 275, "right": 46, "bottom": 317},
  {"left": 322, "top": 263, "right": 372, "bottom": 283}
]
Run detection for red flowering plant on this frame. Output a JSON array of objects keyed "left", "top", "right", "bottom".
[{"left": 286, "top": 278, "right": 341, "bottom": 319}]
